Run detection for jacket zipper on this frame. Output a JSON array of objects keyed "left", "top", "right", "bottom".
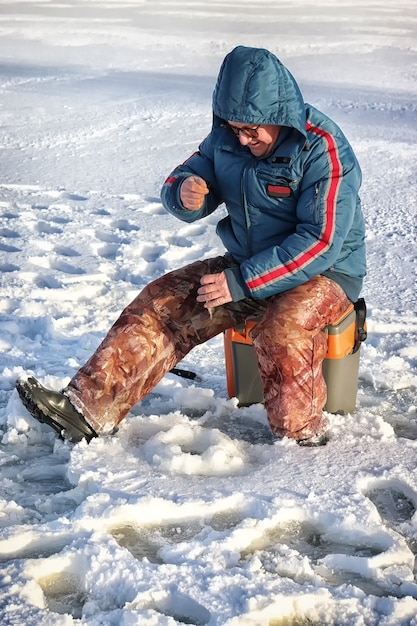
[
  {"left": 314, "top": 181, "right": 322, "bottom": 223},
  {"left": 241, "top": 163, "right": 252, "bottom": 254}
]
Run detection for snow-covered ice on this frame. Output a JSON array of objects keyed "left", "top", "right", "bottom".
[{"left": 0, "top": 0, "right": 417, "bottom": 624}]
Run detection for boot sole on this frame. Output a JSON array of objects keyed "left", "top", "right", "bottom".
[{"left": 297, "top": 433, "right": 329, "bottom": 447}]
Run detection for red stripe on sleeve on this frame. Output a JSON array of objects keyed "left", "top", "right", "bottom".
[
  {"left": 164, "top": 176, "right": 177, "bottom": 185},
  {"left": 247, "top": 121, "right": 342, "bottom": 291}
]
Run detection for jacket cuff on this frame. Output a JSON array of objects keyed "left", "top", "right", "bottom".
[{"left": 224, "top": 267, "right": 252, "bottom": 302}]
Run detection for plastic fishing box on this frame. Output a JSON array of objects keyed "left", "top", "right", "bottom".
[{"left": 224, "top": 300, "right": 366, "bottom": 415}]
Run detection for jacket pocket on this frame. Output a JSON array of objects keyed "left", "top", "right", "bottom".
[
  {"left": 258, "top": 169, "right": 299, "bottom": 197},
  {"left": 266, "top": 183, "right": 292, "bottom": 198}
]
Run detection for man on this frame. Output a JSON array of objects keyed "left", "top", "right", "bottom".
[{"left": 16, "top": 46, "right": 366, "bottom": 446}]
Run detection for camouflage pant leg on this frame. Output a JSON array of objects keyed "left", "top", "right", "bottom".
[
  {"left": 251, "top": 275, "right": 351, "bottom": 440},
  {"left": 64, "top": 256, "right": 259, "bottom": 434}
]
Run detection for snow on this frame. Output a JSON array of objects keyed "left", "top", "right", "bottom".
[{"left": 0, "top": 0, "right": 417, "bottom": 623}]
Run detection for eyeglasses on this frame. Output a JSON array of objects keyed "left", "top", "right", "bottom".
[{"left": 225, "top": 122, "right": 260, "bottom": 140}]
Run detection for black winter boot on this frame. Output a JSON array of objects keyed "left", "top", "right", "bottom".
[{"left": 16, "top": 376, "right": 97, "bottom": 443}]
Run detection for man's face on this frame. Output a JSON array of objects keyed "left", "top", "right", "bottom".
[{"left": 227, "top": 121, "right": 281, "bottom": 157}]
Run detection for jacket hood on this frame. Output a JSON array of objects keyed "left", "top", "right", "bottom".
[{"left": 212, "top": 46, "right": 306, "bottom": 137}]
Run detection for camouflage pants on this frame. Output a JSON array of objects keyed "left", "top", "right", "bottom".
[{"left": 65, "top": 256, "right": 350, "bottom": 439}]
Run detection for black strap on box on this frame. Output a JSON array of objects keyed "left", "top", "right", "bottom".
[
  {"left": 169, "top": 367, "right": 202, "bottom": 382},
  {"left": 353, "top": 298, "right": 367, "bottom": 353}
]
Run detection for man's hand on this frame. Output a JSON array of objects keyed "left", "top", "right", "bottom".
[
  {"left": 180, "top": 176, "right": 209, "bottom": 210},
  {"left": 197, "top": 272, "right": 232, "bottom": 308}
]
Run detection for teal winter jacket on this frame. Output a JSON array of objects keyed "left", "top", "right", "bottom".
[{"left": 161, "top": 46, "right": 366, "bottom": 302}]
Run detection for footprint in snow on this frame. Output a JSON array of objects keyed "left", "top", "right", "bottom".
[
  {"left": 53, "top": 244, "right": 81, "bottom": 257},
  {"left": 38, "top": 571, "right": 87, "bottom": 619},
  {"left": 140, "top": 243, "right": 167, "bottom": 263},
  {"left": 239, "top": 519, "right": 393, "bottom": 597},
  {"left": 49, "top": 215, "right": 71, "bottom": 225},
  {"left": 93, "top": 228, "right": 130, "bottom": 244},
  {"left": 366, "top": 483, "right": 416, "bottom": 526},
  {"left": 109, "top": 520, "right": 203, "bottom": 564},
  {"left": 96, "top": 242, "right": 120, "bottom": 260},
  {"left": 0, "top": 242, "right": 21, "bottom": 252},
  {"left": 0, "top": 263, "right": 19, "bottom": 272},
  {"left": 93, "top": 207, "right": 111, "bottom": 216},
  {"left": 111, "top": 218, "right": 140, "bottom": 232},
  {"left": 178, "top": 223, "right": 207, "bottom": 237},
  {"left": 165, "top": 233, "right": 194, "bottom": 247},
  {"left": 141, "top": 201, "right": 166, "bottom": 215},
  {"left": 37, "top": 551, "right": 211, "bottom": 624},
  {"left": 34, "top": 274, "right": 62, "bottom": 289},
  {"left": 29, "top": 255, "right": 86, "bottom": 276},
  {"left": 109, "top": 508, "right": 246, "bottom": 565},
  {"left": 14, "top": 510, "right": 243, "bottom": 621},
  {"left": 365, "top": 480, "right": 417, "bottom": 560},
  {"left": 358, "top": 382, "right": 417, "bottom": 440},
  {"left": 0, "top": 227, "right": 20, "bottom": 238},
  {"left": 51, "top": 258, "right": 86, "bottom": 275},
  {"left": 54, "top": 191, "right": 88, "bottom": 202},
  {"left": 35, "top": 221, "right": 63, "bottom": 235}
]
